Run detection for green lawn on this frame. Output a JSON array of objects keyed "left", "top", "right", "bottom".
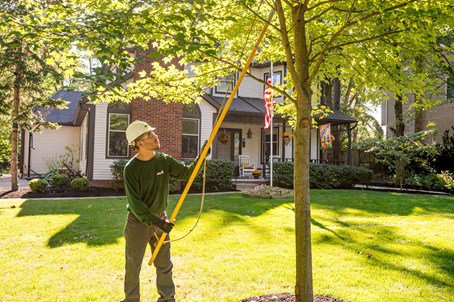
[{"left": 0, "top": 190, "right": 452, "bottom": 302}]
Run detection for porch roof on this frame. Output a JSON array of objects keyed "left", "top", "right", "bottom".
[
  {"left": 317, "top": 108, "right": 357, "bottom": 125},
  {"left": 38, "top": 90, "right": 87, "bottom": 126},
  {"left": 202, "top": 94, "right": 267, "bottom": 117}
]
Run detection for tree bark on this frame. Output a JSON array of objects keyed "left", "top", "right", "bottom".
[
  {"left": 414, "top": 101, "right": 425, "bottom": 133},
  {"left": 394, "top": 94, "right": 405, "bottom": 188},
  {"left": 332, "top": 78, "right": 341, "bottom": 161},
  {"left": 291, "top": 3, "right": 313, "bottom": 302},
  {"left": 394, "top": 94, "right": 405, "bottom": 137},
  {"left": 11, "top": 63, "right": 21, "bottom": 191}
]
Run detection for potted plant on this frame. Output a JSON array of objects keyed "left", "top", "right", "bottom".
[
  {"left": 252, "top": 169, "right": 261, "bottom": 179},
  {"left": 218, "top": 133, "right": 230, "bottom": 144},
  {"left": 282, "top": 131, "right": 292, "bottom": 145}
]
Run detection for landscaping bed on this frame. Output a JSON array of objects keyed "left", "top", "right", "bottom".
[{"left": 0, "top": 186, "right": 125, "bottom": 199}]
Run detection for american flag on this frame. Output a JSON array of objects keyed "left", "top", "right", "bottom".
[{"left": 264, "top": 78, "right": 273, "bottom": 129}]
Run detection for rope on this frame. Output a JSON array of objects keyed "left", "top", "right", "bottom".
[{"left": 155, "top": 159, "right": 207, "bottom": 244}]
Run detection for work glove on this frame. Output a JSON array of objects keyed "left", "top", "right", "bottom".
[
  {"left": 200, "top": 140, "right": 211, "bottom": 156},
  {"left": 153, "top": 218, "right": 174, "bottom": 233}
]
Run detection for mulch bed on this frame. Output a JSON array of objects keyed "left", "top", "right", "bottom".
[
  {"left": 241, "top": 293, "right": 344, "bottom": 302},
  {"left": 0, "top": 187, "right": 125, "bottom": 199}
]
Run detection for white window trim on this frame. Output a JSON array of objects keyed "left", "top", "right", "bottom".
[
  {"left": 107, "top": 113, "right": 130, "bottom": 158},
  {"left": 215, "top": 74, "right": 236, "bottom": 94}
]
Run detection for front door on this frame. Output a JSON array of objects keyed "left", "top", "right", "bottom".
[{"left": 214, "top": 128, "right": 242, "bottom": 176}]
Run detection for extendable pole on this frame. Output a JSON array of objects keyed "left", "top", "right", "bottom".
[{"left": 149, "top": 8, "right": 276, "bottom": 266}]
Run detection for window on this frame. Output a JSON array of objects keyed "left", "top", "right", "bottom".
[
  {"left": 261, "top": 127, "right": 279, "bottom": 163},
  {"left": 215, "top": 74, "right": 235, "bottom": 94},
  {"left": 108, "top": 113, "right": 129, "bottom": 158},
  {"left": 264, "top": 71, "right": 282, "bottom": 92},
  {"left": 182, "top": 104, "right": 201, "bottom": 159}
]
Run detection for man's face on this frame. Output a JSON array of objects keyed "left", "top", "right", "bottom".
[{"left": 137, "top": 130, "right": 160, "bottom": 151}]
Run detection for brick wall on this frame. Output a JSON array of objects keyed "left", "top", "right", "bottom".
[{"left": 131, "top": 48, "right": 183, "bottom": 159}]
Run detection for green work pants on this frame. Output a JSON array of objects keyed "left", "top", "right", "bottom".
[{"left": 123, "top": 212, "right": 175, "bottom": 302}]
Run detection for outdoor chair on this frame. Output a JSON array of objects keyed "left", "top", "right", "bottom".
[{"left": 239, "top": 155, "right": 255, "bottom": 178}]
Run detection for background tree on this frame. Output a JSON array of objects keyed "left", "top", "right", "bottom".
[{"left": 0, "top": 1, "right": 79, "bottom": 190}]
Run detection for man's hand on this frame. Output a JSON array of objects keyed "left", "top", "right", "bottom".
[
  {"left": 201, "top": 140, "right": 211, "bottom": 156},
  {"left": 153, "top": 218, "right": 174, "bottom": 233}
]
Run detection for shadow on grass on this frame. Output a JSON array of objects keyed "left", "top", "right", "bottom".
[
  {"left": 311, "top": 189, "right": 454, "bottom": 217},
  {"left": 17, "top": 198, "right": 127, "bottom": 248},
  {"left": 15, "top": 189, "right": 454, "bottom": 291},
  {"left": 313, "top": 220, "right": 454, "bottom": 288},
  {"left": 16, "top": 194, "right": 292, "bottom": 248}
]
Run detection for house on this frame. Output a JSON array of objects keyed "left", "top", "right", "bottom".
[
  {"left": 381, "top": 80, "right": 454, "bottom": 142},
  {"left": 21, "top": 55, "right": 357, "bottom": 185}
]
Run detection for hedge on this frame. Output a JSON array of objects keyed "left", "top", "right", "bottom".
[
  {"left": 273, "top": 162, "right": 372, "bottom": 189},
  {"left": 179, "top": 159, "right": 234, "bottom": 192}
]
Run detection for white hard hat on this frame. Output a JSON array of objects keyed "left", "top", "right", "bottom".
[{"left": 126, "top": 120, "right": 155, "bottom": 145}]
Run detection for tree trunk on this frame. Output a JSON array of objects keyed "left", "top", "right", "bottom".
[
  {"left": 414, "top": 104, "right": 425, "bottom": 133},
  {"left": 332, "top": 78, "right": 341, "bottom": 161},
  {"left": 394, "top": 94, "right": 405, "bottom": 137},
  {"left": 294, "top": 97, "right": 313, "bottom": 302},
  {"left": 277, "top": 1, "right": 313, "bottom": 299},
  {"left": 321, "top": 80, "right": 332, "bottom": 107},
  {"left": 394, "top": 94, "right": 405, "bottom": 187},
  {"left": 414, "top": 57, "right": 425, "bottom": 133},
  {"left": 11, "top": 67, "right": 20, "bottom": 191}
]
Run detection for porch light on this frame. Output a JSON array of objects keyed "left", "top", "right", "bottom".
[{"left": 247, "top": 128, "right": 252, "bottom": 138}]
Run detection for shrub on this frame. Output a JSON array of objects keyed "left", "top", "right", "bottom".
[
  {"left": 71, "top": 177, "right": 89, "bottom": 191},
  {"left": 432, "top": 127, "right": 454, "bottom": 173},
  {"left": 29, "top": 178, "right": 48, "bottom": 193},
  {"left": 406, "top": 171, "right": 454, "bottom": 191},
  {"left": 273, "top": 161, "right": 372, "bottom": 189},
  {"left": 51, "top": 174, "right": 70, "bottom": 188},
  {"left": 110, "top": 159, "right": 129, "bottom": 190},
  {"left": 169, "top": 177, "right": 181, "bottom": 193},
  {"left": 110, "top": 159, "right": 129, "bottom": 182},
  {"left": 439, "top": 171, "right": 454, "bottom": 190},
  {"left": 183, "top": 159, "right": 234, "bottom": 192},
  {"left": 42, "top": 169, "right": 57, "bottom": 183}
]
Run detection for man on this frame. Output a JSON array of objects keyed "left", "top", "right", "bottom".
[{"left": 122, "top": 120, "right": 209, "bottom": 302}]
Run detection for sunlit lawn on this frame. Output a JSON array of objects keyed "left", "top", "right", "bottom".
[{"left": 0, "top": 190, "right": 452, "bottom": 302}]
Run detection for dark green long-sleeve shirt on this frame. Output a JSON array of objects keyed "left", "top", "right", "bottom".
[{"left": 123, "top": 152, "right": 197, "bottom": 224}]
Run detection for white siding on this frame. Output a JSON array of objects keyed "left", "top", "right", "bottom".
[
  {"left": 310, "top": 128, "right": 318, "bottom": 161},
  {"left": 92, "top": 102, "right": 118, "bottom": 180},
  {"left": 79, "top": 114, "right": 89, "bottom": 174},
  {"left": 238, "top": 65, "right": 285, "bottom": 102},
  {"left": 284, "top": 129, "right": 294, "bottom": 160},
  {"left": 27, "top": 126, "right": 80, "bottom": 174},
  {"left": 199, "top": 99, "right": 217, "bottom": 159},
  {"left": 239, "top": 68, "right": 263, "bottom": 98}
]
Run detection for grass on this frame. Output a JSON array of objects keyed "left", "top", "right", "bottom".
[{"left": 0, "top": 190, "right": 452, "bottom": 302}]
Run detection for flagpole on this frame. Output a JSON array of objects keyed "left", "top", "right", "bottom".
[{"left": 269, "top": 61, "right": 273, "bottom": 187}]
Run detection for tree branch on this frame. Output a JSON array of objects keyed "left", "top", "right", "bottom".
[
  {"left": 275, "top": 0, "right": 303, "bottom": 104},
  {"left": 309, "top": 0, "right": 417, "bottom": 82},
  {"left": 203, "top": 51, "right": 295, "bottom": 101},
  {"left": 307, "top": 0, "right": 345, "bottom": 12},
  {"left": 322, "top": 29, "right": 405, "bottom": 53}
]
